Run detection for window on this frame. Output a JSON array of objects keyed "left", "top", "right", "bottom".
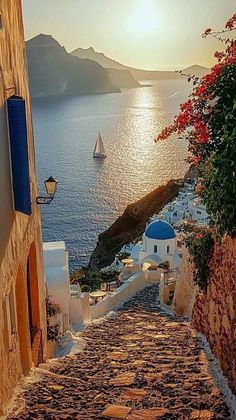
[
  {"left": 167, "top": 245, "right": 170, "bottom": 254},
  {"left": 7, "top": 96, "right": 31, "bottom": 215},
  {"left": 154, "top": 245, "right": 157, "bottom": 253}
]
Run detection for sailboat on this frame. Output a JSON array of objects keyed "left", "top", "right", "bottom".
[{"left": 93, "top": 132, "right": 106, "bottom": 159}]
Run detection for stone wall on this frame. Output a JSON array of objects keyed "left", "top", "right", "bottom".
[
  {"left": 0, "top": 0, "right": 46, "bottom": 413},
  {"left": 192, "top": 237, "right": 236, "bottom": 393}
]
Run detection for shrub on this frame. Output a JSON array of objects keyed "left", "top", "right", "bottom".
[
  {"left": 117, "top": 251, "right": 130, "bottom": 261},
  {"left": 155, "top": 16, "right": 236, "bottom": 239},
  {"left": 202, "top": 104, "right": 236, "bottom": 237},
  {"left": 183, "top": 227, "right": 214, "bottom": 291},
  {"left": 79, "top": 271, "right": 102, "bottom": 291},
  {"left": 45, "top": 297, "right": 61, "bottom": 342},
  {"left": 70, "top": 266, "right": 90, "bottom": 283},
  {"left": 81, "top": 285, "right": 91, "bottom": 293},
  {"left": 100, "top": 269, "right": 120, "bottom": 288}
]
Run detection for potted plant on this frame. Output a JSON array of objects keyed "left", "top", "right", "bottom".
[{"left": 45, "top": 296, "right": 62, "bottom": 358}]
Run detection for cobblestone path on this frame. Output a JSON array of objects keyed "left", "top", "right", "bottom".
[{"left": 9, "top": 285, "right": 230, "bottom": 419}]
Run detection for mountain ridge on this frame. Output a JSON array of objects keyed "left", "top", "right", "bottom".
[
  {"left": 71, "top": 46, "right": 210, "bottom": 80},
  {"left": 26, "top": 34, "right": 120, "bottom": 98},
  {"left": 26, "top": 34, "right": 210, "bottom": 98}
]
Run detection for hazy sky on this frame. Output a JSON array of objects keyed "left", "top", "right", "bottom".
[{"left": 22, "top": 0, "right": 236, "bottom": 70}]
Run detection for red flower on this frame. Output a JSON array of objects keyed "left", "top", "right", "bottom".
[
  {"left": 193, "top": 83, "right": 207, "bottom": 96},
  {"left": 196, "top": 233, "right": 204, "bottom": 239},
  {"left": 195, "top": 185, "right": 204, "bottom": 194},
  {"left": 225, "top": 18, "right": 234, "bottom": 29},
  {"left": 214, "top": 51, "right": 225, "bottom": 62},
  {"left": 191, "top": 156, "right": 201, "bottom": 166},
  {"left": 155, "top": 123, "right": 176, "bottom": 141},
  {"left": 155, "top": 14, "right": 236, "bottom": 152},
  {"left": 194, "top": 120, "right": 210, "bottom": 144}
]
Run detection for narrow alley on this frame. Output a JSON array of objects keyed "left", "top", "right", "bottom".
[{"left": 9, "top": 286, "right": 230, "bottom": 419}]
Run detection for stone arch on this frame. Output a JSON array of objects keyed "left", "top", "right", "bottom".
[{"left": 27, "top": 242, "right": 43, "bottom": 366}]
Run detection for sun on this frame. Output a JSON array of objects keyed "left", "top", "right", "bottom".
[{"left": 127, "top": 0, "right": 158, "bottom": 38}]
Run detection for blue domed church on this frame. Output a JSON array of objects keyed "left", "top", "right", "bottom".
[{"left": 139, "top": 220, "right": 179, "bottom": 267}]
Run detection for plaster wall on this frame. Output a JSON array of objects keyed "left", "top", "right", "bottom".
[
  {"left": 141, "top": 235, "right": 176, "bottom": 266},
  {"left": 146, "top": 268, "right": 163, "bottom": 282},
  {"left": 172, "top": 247, "right": 198, "bottom": 317},
  {"left": 0, "top": 1, "right": 46, "bottom": 413},
  {"left": 68, "top": 270, "right": 159, "bottom": 329},
  {"left": 90, "top": 271, "right": 149, "bottom": 320},
  {"left": 43, "top": 242, "right": 70, "bottom": 331},
  {"left": 69, "top": 293, "right": 91, "bottom": 326}
]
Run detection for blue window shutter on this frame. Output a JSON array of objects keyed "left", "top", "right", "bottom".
[{"left": 7, "top": 95, "right": 31, "bottom": 215}]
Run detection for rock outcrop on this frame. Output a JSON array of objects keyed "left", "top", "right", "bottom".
[
  {"left": 71, "top": 46, "right": 126, "bottom": 70},
  {"left": 26, "top": 34, "right": 120, "bottom": 98},
  {"left": 71, "top": 47, "right": 142, "bottom": 88},
  {"left": 89, "top": 180, "right": 181, "bottom": 270},
  {"left": 107, "top": 68, "right": 141, "bottom": 88}
]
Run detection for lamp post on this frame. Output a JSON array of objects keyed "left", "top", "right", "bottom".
[{"left": 36, "top": 176, "right": 58, "bottom": 205}]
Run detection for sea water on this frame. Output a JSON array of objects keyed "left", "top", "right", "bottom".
[{"left": 32, "top": 79, "right": 190, "bottom": 271}]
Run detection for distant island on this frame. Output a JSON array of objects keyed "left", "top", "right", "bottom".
[{"left": 26, "top": 34, "right": 209, "bottom": 99}]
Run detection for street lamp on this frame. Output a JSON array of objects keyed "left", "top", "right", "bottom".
[{"left": 36, "top": 176, "right": 58, "bottom": 205}]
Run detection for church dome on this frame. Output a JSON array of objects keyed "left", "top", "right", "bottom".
[{"left": 145, "top": 220, "right": 176, "bottom": 240}]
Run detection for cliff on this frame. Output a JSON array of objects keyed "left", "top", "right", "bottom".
[
  {"left": 26, "top": 34, "right": 120, "bottom": 98},
  {"left": 89, "top": 180, "right": 181, "bottom": 270},
  {"left": 71, "top": 46, "right": 125, "bottom": 70},
  {"left": 71, "top": 47, "right": 141, "bottom": 88},
  {"left": 107, "top": 68, "right": 141, "bottom": 89}
]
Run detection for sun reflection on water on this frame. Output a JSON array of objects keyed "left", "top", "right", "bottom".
[
  {"left": 96, "top": 82, "right": 188, "bottom": 215},
  {"left": 34, "top": 79, "right": 190, "bottom": 268}
]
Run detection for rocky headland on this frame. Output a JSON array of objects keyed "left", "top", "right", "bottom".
[
  {"left": 89, "top": 180, "right": 181, "bottom": 271},
  {"left": 89, "top": 166, "right": 197, "bottom": 271},
  {"left": 107, "top": 68, "right": 142, "bottom": 89},
  {"left": 26, "top": 34, "right": 120, "bottom": 98}
]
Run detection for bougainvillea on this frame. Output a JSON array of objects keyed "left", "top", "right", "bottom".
[
  {"left": 155, "top": 14, "right": 236, "bottom": 238},
  {"left": 183, "top": 226, "right": 214, "bottom": 291},
  {"left": 202, "top": 103, "right": 236, "bottom": 237}
]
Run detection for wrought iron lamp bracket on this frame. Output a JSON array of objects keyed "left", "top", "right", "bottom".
[{"left": 36, "top": 196, "right": 54, "bottom": 205}]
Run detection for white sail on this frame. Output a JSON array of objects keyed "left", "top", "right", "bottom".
[{"left": 93, "top": 132, "right": 106, "bottom": 158}]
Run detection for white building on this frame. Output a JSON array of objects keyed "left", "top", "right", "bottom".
[
  {"left": 43, "top": 241, "right": 71, "bottom": 332},
  {"left": 43, "top": 241, "right": 91, "bottom": 334},
  {"left": 188, "top": 199, "right": 208, "bottom": 224},
  {"left": 139, "top": 220, "right": 181, "bottom": 268}
]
